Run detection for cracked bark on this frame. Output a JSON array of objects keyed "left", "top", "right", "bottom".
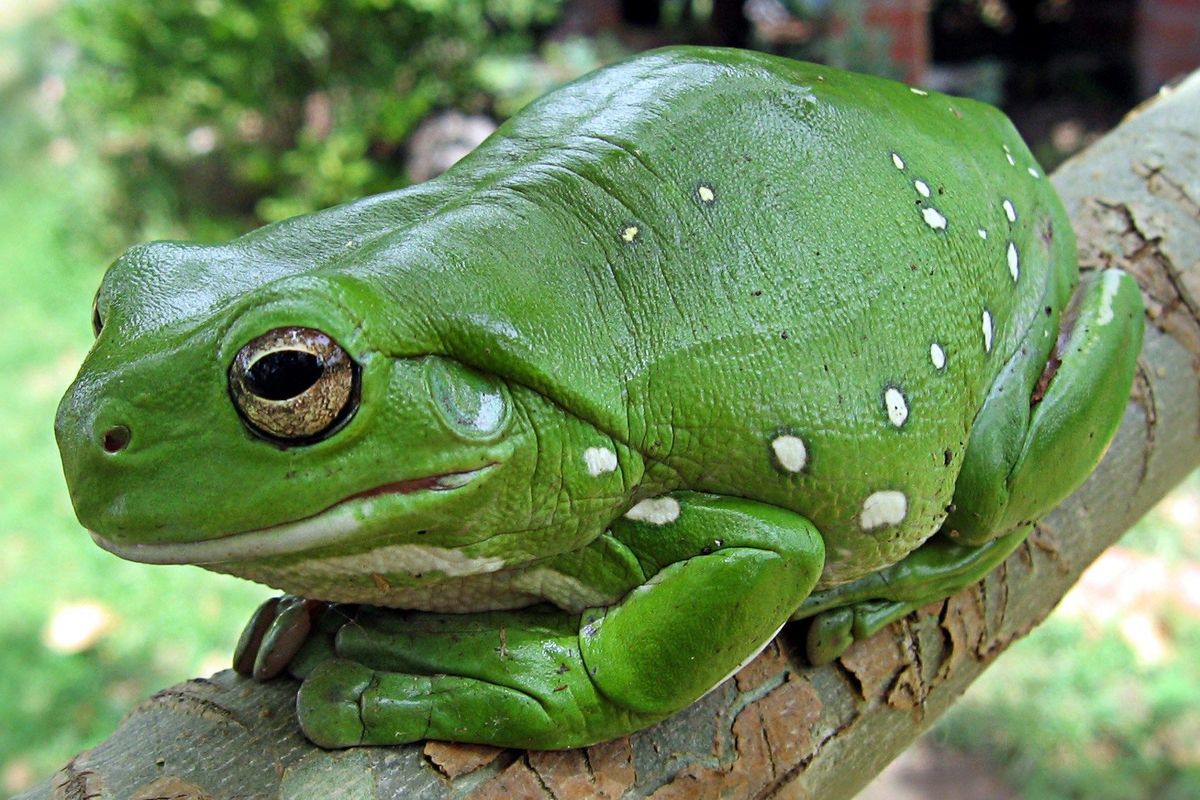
[{"left": 20, "top": 72, "right": 1200, "bottom": 800}]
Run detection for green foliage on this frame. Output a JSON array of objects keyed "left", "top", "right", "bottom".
[
  {"left": 59, "top": 0, "right": 563, "bottom": 234},
  {"left": 0, "top": 123, "right": 267, "bottom": 791},
  {"left": 935, "top": 615, "right": 1200, "bottom": 799},
  {"left": 475, "top": 35, "right": 628, "bottom": 118},
  {"left": 933, "top": 494, "right": 1200, "bottom": 799}
]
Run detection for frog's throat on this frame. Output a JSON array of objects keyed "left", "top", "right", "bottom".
[{"left": 88, "top": 465, "right": 496, "bottom": 566}]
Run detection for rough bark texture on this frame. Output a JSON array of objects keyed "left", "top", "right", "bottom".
[{"left": 20, "top": 72, "right": 1200, "bottom": 800}]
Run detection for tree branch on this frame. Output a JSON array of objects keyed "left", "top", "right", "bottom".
[{"left": 22, "top": 73, "right": 1200, "bottom": 800}]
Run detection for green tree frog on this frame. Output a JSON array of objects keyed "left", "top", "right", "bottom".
[{"left": 56, "top": 47, "right": 1144, "bottom": 750}]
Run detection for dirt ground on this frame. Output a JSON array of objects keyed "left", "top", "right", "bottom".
[{"left": 857, "top": 738, "right": 1018, "bottom": 800}]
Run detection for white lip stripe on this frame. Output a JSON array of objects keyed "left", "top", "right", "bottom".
[
  {"left": 90, "top": 466, "right": 493, "bottom": 565},
  {"left": 91, "top": 506, "right": 363, "bottom": 565}
]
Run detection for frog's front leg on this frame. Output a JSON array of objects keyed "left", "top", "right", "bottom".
[
  {"left": 294, "top": 493, "right": 824, "bottom": 749},
  {"left": 798, "top": 269, "right": 1143, "bottom": 665}
]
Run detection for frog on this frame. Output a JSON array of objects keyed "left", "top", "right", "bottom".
[{"left": 55, "top": 46, "right": 1144, "bottom": 750}]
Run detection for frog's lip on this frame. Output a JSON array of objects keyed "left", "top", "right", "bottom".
[{"left": 88, "top": 464, "right": 496, "bottom": 566}]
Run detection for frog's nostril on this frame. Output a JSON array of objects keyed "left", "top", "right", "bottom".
[{"left": 102, "top": 425, "right": 131, "bottom": 454}]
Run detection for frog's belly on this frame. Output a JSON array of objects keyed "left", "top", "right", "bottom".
[{"left": 214, "top": 554, "right": 622, "bottom": 612}]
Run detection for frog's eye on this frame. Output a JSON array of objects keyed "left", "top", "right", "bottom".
[{"left": 228, "top": 327, "right": 359, "bottom": 445}]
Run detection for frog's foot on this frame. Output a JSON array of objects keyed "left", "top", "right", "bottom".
[
  {"left": 296, "top": 608, "right": 639, "bottom": 749},
  {"left": 303, "top": 661, "right": 566, "bottom": 748},
  {"left": 795, "top": 527, "right": 1028, "bottom": 665},
  {"left": 948, "top": 269, "right": 1143, "bottom": 543},
  {"left": 233, "top": 595, "right": 352, "bottom": 680},
  {"left": 296, "top": 493, "right": 826, "bottom": 749}
]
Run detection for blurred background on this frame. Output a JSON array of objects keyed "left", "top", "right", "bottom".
[{"left": 1, "top": 1, "right": 1198, "bottom": 797}]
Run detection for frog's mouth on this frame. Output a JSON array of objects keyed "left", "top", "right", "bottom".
[{"left": 89, "top": 464, "right": 496, "bottom": 566}]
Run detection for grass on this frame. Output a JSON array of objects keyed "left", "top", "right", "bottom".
[
  {"left": 933, "top": 611, "right": 1200, "bottom": 799},
  {"left": 931, "top": 473, "right": 1200, "bottom": 799},
  {"left": 0, "top": 120, "right": 268, "bottom": 794}
]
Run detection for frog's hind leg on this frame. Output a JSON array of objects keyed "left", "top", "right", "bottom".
[
  {"left": 796, "top": 268, "right": 1143, "bottom": 666},
  {"left": 948, "top": 268, "right": 1143, "bottom": 544}
]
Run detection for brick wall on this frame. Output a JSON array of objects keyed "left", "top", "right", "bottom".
[
  {"left": 1138, "top": 0, "right": 1200, "bottom": 96},
  {"left": 863, "top": 0, "right": 932, "bottom": 84}
]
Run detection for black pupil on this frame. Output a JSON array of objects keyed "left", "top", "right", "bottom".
[{"left": 246, "top": 350, "right": 324, "bottom": 401}]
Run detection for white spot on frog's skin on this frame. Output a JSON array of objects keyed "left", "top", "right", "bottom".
[
  {"left": 620, "top": 225, "right": 639, "bottom": 243},
  {"left": 884, "top": 388, "right": 909, "bottom": 427},
  {"left": 930, "top": 343, "right": 946, "bottom": 370},
  {"left": 910, "top": 87, "right": 929, "bottom": 96},
  {"left": 625, "top": 496, "right": 682, "bottom": 525},
  {"left": 982, "top": 310, "right": 994, "bottom": 352},
  {"left": 977, "top": 228, "right": 988, "bottom": 240},
  {"left": 1003, "top": 199, "right": 1017, "bottom": 223},
  {"left": 922, "top": 207, "right": 947, "bottom": 230},
  {"left": 860, "top": 491, "right": 907, "bottom": 529},
  {"left": 892, "top": 152, "right": 905, "bottom": 170},
  {"left": 770, "top": 435, "right": 808, "bottom": 472},
  {"left": 696, "top": 184, "right": 716, "bottom": 205},
  {"left": 1006, "top": 152, "right": 1016, "bottom": 166},
  {"left": 1007, "top": 241, "right": 1020, "bottom": 281},
  {"left": 583, "top": 447, "right": 618, "bottom": 476},
  {"left": 1097, "top": 272, "right": 1122, "bottom": 325},
  {"left": 1028, "top": 167, "right": 1041, "bottom": 178},
  {"left": 914, "top": 180, "right": 931, "bottom": 198}
]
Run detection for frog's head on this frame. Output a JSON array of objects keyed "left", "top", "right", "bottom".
[{"left": 55, "top": 239, "right": 555, "bottom": 594}]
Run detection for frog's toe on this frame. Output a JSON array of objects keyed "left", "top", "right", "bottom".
[
  {"left": 233, "top": 596, "right": 281, "bottom": 675},
  {"left": 241, "top": 596, "right": 329, "bottom": 680},
  {"left": 805, "top": 607, "right": 855, "bottom": 665},
  {"left": 297, "top": 659, "right": 374, "bottom": 748},
  {"left": 811, "top": 599, "right": 932, "bottom": 665},
  {"left": 806, "top": 601, "right": 910, "bottom": 664}
]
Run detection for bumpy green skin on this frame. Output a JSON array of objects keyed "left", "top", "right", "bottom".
[{"left": 56, "top": 47, "right": 1144, "bottom": 749}]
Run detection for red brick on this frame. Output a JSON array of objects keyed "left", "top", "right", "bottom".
[
  {"left": 1154, "top": 0, "right": 1200, "bottom": 11},
  {"left": 865, "top": 7, "right": 926, "bottom": 28},
  {"left": 1142, "top": 3, "right": 1200, "bottom": 26},
  {"left": 1142, "top": 17, "right": 1200, "bottom": 47},
  {"left": 890, "top": 42, "right": 924, "bottom": 61},
  {"left": 1157, "top": 55, "right": 1200, "bottom": 77}
]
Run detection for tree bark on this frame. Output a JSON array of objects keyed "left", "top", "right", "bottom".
[{"left": 22, "top": 73, "right": 1200, "bottom": 800}]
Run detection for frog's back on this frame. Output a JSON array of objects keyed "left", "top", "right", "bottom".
[{"left": 344, "top": 48, "right": 1076, "bottom": 584}]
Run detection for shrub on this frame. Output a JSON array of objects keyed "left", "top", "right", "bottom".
[{"left": 59, "top": 0, "right": 563, "bottom": 235}]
